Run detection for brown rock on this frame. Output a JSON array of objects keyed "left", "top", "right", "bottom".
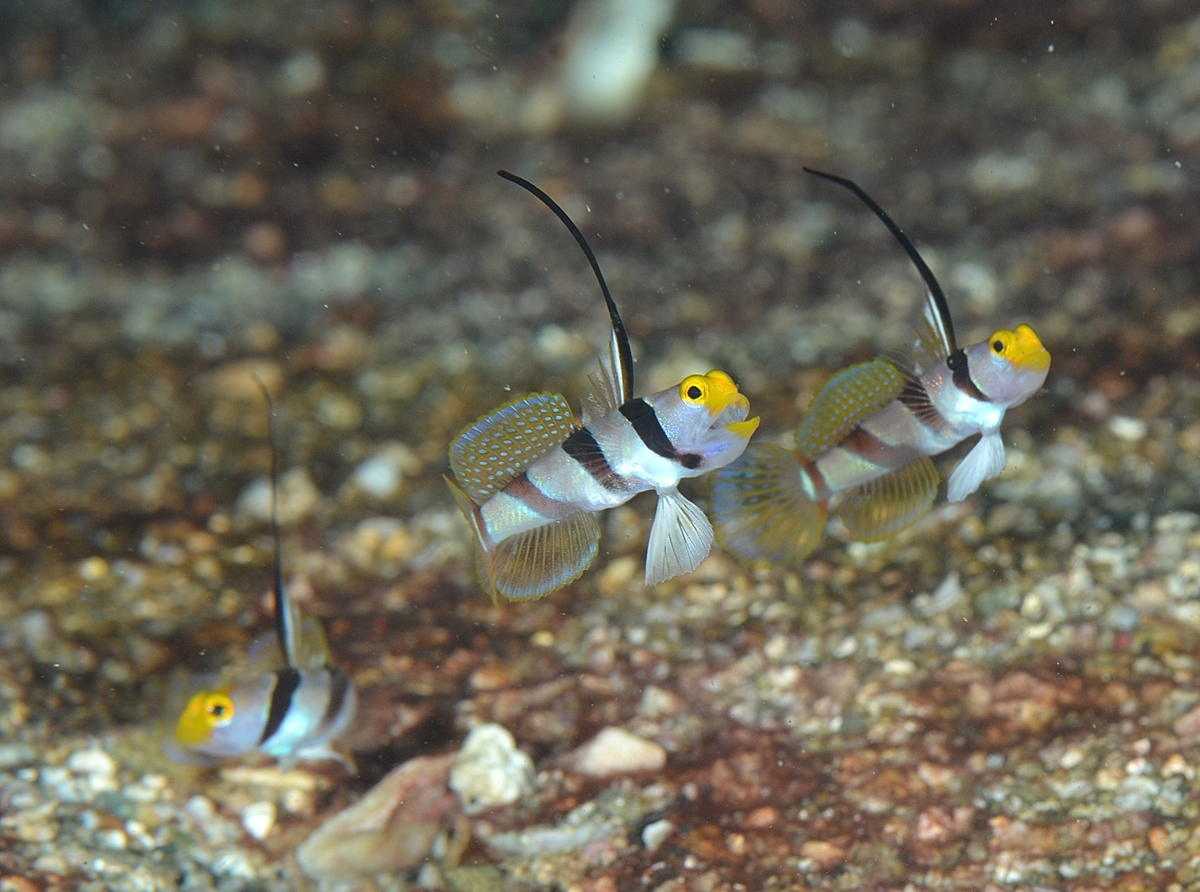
[
  {"left": 296, "top": 754, "right": 457, "bottom": 880},
  {"left": 800, "top": 839, "right": 847, "bottom": 871}
]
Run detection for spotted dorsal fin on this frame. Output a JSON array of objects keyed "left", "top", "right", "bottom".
[
  {"left": 794, "top": 359, "right": 906, "bottom": 461},
  {"left": 835, "top": 456, "right": 940, "bottom": 542},
  {"left": 450, "top": 392, "right": 577, "bottom": 503}
]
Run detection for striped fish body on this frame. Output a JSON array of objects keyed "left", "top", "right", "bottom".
[
  {"left": 165, "top": 383, "right": 357, "bottom": 769},
  {"left": 711, "top": 324, "right": 1050, "bottom": 568},
  {"left": 711, "top": 168, "right": 1052, "bottom": 568},
  {"left": 449, "top": 370, "right": 759, "bottom": 601},
  {"left": 171, "top": 664, "right": 357, "bottom": 764}
]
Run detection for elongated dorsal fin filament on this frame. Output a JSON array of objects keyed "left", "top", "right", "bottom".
[
  {"left": 804, "top": 167, "right": 957, "bottom": 354},
  {"left": 497, "top": 170, "right": 634, "bottom": 402}
]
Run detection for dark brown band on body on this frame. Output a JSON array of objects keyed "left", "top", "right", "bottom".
[
  {"left": 948, "top": 350, "right": 990, "bottom": 403},
  {"left": 260, "top": 667, "right": 302, "bottom": 745}
]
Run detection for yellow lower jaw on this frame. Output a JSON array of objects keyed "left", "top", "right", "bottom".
[{"left": 725, "top": 417, "right": 760, "bottom": 438}]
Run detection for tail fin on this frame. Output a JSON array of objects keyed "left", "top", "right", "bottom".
[
  {"left": 709, "top": 443, "right": 827, "bottom": 567},
  {"left": 446, "top": 475, "right": 499, "bottom": 604}
]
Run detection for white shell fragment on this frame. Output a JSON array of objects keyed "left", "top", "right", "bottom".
[
  {"left": 642, "top": 817, "right": 674, "bottom": 853},
  {"left": 241, "top": 801, "right": 276, "bottom": 840},
  {"left": 351, "top": 442, "right": 421, "bottom": 500},
  {"left": 449, "top": 724, "right": 535, "bottom": 815},
  {"left": 562, "top": 0, "right": 679, "bottom": 124},
  {"left": 569, "top": 727, "right": 667, "bottom": 777},
  {"left": 67, "top": 747, "right": 118, "bottom": 794}
]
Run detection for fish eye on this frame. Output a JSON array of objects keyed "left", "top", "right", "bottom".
[
  {"left": 681, "top": 376, "right": 708, "bottom": 404},
  {"left": 992, "top": 337, "right": 1007, "bottom": 354},
  {"left": 204, "top": 694, "right": 234, "bottom": 726}
]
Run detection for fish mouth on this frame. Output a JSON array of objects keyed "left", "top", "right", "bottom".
[
  {"left": 710, "top": 394, "right": 758, "bottom": 439},
  {"left": 1011, "top": 324, "right": 1051, "bottom": 374},
  {"left": 698, "top": 370, "right": 758, "bottom": 438}
]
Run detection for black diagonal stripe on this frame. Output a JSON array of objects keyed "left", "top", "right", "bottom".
[
  {"left": 619, "top": 398, "right": 676, "bottom": 457},
  {"left": 947, "top": 350, "right": 991, "bottom": 403},
  {"left": 259, "top": 667, "right": 302, "bottom": 745},
  {"left": 561, "top": 427, "right": 626, "bottom": 490},
  {"left": 619, "top": 398, "right": 700, "bottom": 470},
  {"left": 619, "top": 398, "right": 702, "bottom": 470},
  {"left": 320, "top": 668, "right": 352, "bottom": 731}
]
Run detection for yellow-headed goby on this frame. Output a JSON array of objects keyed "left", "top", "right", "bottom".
[
  {"left": 165, "top": 385, "right": 356, "bottom": 768},
  {"left": 710, "top": 169, "right": 1050, "bottom": 567},
  {"left": 447, "top": 171, "right": 760, "bottom": 602}
]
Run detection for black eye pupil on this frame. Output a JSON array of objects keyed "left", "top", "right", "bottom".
[
  {"left": 687, "top": 386, "right": 703, "bottom": 399},
  {"left": 992, "top": 340, "right": 1004, "bottom": 352},
  {"left": 208, "top": 703, "right": 226, "bottom": 717}
]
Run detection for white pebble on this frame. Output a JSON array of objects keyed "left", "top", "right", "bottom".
[
  {"left": 1108, "top": 415, "right": 1147, "bottom": 442},
  {"left": 642, "top": 818, "right": 674, "bottom": 853},
  {"left": 95, "top": 828, "right": 128, "bottom": 850},
  {"left": 241, "top": 801, "right": 277, "bottom": 840},
  {"left": 927, "top": 570, "right": 964, "bottom": 614},
  {"left": 184, "top": 795, "right": 217, "bottom": 821},
  {"left": 883, "top": 658, "right": 916, "bottom": 676},
  {"left": 353, "top": 454, "right": 400, "bottom": 499},
  {"left": 237, "top": 468, "right": 321, "bottom": 525},
  {"left": 450, "top": 724, "right": 535, "bottom": 815},
  {"left": 67, "top": 747, "right": 118, "bottom": 793},
  {"left": 278, "top": 51, "right": 327, "bottom": 97},
  {"left": 570, "top": 727, "right": 666, "bottom": 777},
  {"left": 352, "top": 443, "right": 419, "bottom": 500},
  {"left": 562, "top": 0, "right": 679, "bottom": 124},
  {"left": 67, "top": 747, "right": 116, "bottom": 777}
]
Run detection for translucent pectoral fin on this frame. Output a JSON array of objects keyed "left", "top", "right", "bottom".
[
  {"left": 581, "top": 332, "right": 627, "bottom": 426},
  {"left": 490, "top": 512, "right": 601, "bottom": 601},
  {"left": 278, "top": 584, "right": 331, "bottom": 669},
  {"left": 709, "top": 443, "right": 828, "bottom": 567},
  {"left": 245, "top": 633, "right": 286, "bottom": 673},
  {"left": 912, "top": 287, "right": 955, "bottom": 371},
  {"left": 645, "top": 488, "right": 714, "bottom": 586},
  {"left": 795, "top": 360, "right": 906, "bottom": 460},
  {"left": 450, "top": 392, "right": 577, "bottom": 502},
  {"left": 836, "top": 457, "right": 940, "bottom": 542},
  {"left": 291, "top": 742, "right": 358, "bottom": 773},
  {"left": 294, "top": 618, "right": 332, "bottom": 670},
  {"left": 946, "top": 431, "right": 1006, "bottom": 502}
]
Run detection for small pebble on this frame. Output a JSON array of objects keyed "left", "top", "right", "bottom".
[
  {"left": 800, "top": 839, "right": 847, "bottom": 871},
  {"left": 569, "top": 727, "right": 666, "bottom": 777},
  {"left": 450, "top": 724, "right": 535, "bottom": 814},
  {"left": 241, "top": 801, "right": 277, "bottom": 840},
  {"left": 351, "top": 443, "right": 419, "bottom": 500},
  {"left": 78, "top": 556, "right": 110, "bottom": 581},
  {"left": 1108, "top": 415, "right": 1147, "bottom": 441},
  {"left": 66, "top": 748, "right": 118, "bottom": 793},
  {"left": 641, "top": 818, "right": 673, "bottom": 853}
]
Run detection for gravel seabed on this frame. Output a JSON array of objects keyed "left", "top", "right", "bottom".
[{"left": 2, "top": 1, "right": 1200, "bottom": 889}]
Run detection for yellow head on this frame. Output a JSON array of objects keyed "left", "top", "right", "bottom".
[
  {"left": 968, "top": 323, "right": 1050, "bottom": 407},
  {"left": 174, "top": 689, "right": 236, "bottom": 747},
  {"left": 677, "top": 370, "right": 760, "bottom": 439},
  {"left": 987, "top": 324, "right": 1050, "bottom": 375}
]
